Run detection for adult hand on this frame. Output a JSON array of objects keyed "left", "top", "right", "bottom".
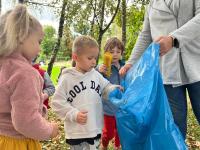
[
  {"left": 76, "top": 111, "right": 88, "bottom": 125},
  {"left": 119, "top": 64, "right": 132, "bottom": 76},
  {"left": 155, "top": 36, "right": 173, "bottom": 56}
]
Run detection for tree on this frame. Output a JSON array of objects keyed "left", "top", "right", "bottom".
[
  {"left": 41, "top": 25, "right": 56, "bottom": 58},
  {"left": 0, "top": 0, "right": 1, "bottom": 14},
  {"left": 125, "top": 4, "right": 145, "bottom": 60},
  {"left": 47, "top": 0, "right": 67, "bottom": 76},
  {"left": 70, "top": 0, "right": 121, "bottom": 50},
  {"left": 121, "top": 0, "right": 126, "bottom": 54},
  {"left": 96, "top": 0, "right": 121, "bottom": 51},
  {"left": 116, "top": 2, "right": 146, "bottom": 60},
  {"left": 89, "top": 0, "right": 97, "bottom": 36},
  {"left": 66, "top": 0, "right": 90, "bottom": 35},
  {"left": 59, "top": 26, "right": 73, "bottom": 60}
]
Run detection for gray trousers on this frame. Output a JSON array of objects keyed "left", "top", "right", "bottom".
[{"left": 69, "top": 138, "right": 100, "bottom": 150}]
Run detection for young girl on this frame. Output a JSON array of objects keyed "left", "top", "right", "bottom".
[
  {"left": 52, "top": 35, "right": 121, "bottom": 150},
  {"left": 97, "top": 37, "right": 125, "bottom": 150},
  {"left": 32, "top": 56, "right": 55, "bottom": 109},
  {"left": 0, "top": 5, "right": 58, "bottom": 150}
]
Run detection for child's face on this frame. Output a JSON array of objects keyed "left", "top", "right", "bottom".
[
  {"left": 108, "top": 46, "right": 122, "bottom": 64},
  {"left": 20, "top": 26, "right": 44, "bottom": 62},
  {"left": 75, "top": 47, "right": 99, "bottom": 73}
]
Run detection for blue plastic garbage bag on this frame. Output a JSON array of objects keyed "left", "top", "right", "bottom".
[{"left": 109, "top": 43, "right": 187, "bottom": 150}]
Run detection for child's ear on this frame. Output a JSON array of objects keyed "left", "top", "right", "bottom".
[{"left": 72, "top": 53, "right": 78, "bottom": 61}]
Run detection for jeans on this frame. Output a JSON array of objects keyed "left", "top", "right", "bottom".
[{"left": 164, "top": 81, "right": 200, "bottom": 139}]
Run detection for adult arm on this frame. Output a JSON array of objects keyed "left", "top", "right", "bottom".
[
  {"left": 43, "top": 72, "right": 55, "bottom": 97},
  {"left": 170, "top": 0, "right": 200, "bottom": 48}
]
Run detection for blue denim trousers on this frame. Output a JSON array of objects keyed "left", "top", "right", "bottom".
[{"left": 164, "top": 82, "right": 200, "bottom": 139}]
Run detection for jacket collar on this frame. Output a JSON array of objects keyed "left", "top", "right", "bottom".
[{"left": 8, "top": 52, "right": 31, "bottom": 65}]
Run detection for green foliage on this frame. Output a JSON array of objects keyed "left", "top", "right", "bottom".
[
  {"left": 116, "top": 4, "right": 145, "bottom": 60},
  {"left": 48, "top": 0, "right": 122, "bottom": 61},
  {"left": 71, "top": 1, "right": 91, "bottom": 35},
  {"left": 68, "top": 0, "right": 121, "bottom": 38},
  {"left": 58, "top": 26, "right": 73, "bottom": 61},
  {"left": 125, "top": 5, "right": 145, "bottom": 60},
  {"left": 41, "top": 25, "right": 57, "bottom": 58}
]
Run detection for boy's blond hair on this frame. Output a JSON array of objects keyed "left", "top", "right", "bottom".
[
  {"left": 72, "top": 35, "right": 99, "bottom": 54},
  {"left": 0, "top": 4, "right": 42, "bottom": 57}
]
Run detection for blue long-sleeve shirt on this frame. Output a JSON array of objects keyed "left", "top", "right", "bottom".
[{"left": 97, "top": 60, "right": 125, "bottom": 116}]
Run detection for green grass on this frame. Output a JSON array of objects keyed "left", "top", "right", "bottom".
[{"left": 42, "top": 61, "right": 72, "bottom": 85}]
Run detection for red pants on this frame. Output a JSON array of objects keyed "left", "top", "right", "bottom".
[{"left": 101, "top": 115, "right": 120, "bottom": 148}]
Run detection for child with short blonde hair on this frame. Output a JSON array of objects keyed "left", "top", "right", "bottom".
[
  {"left": 0, "top": 5, "right": 58, "bottom": 150},
  {"left": 97, "top": 37, "right": 125, "bottom": 150},
  {"left": 52, "top": 35, "right": 121, "bottom": 150}
]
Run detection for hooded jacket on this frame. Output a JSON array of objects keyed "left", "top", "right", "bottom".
[
  {"left": 52, "top": 68, "right": 117, "bottom": 139},
  {"left": 127, "top": 0, "right": 200, "bottom": 86}
]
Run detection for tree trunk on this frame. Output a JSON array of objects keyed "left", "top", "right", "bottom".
[
  {"left": 97, "top": 0, "right": 106, "bottom": 50},
  {"left": 89, "top": 0, "right": 97, "bottom": 37},
  {"left": 47, "top": 0, "right": 67, "bottom": 76},
  {"left": 90, "top": 16, "right": 95, "bottom": 37},
  {"left": 0, "top": 0, "right": 1, "bottom": 14},
  {"left": 96, "top": 0, "right": 121, "bottom": 63},
  {"left": 97, "top": 31, "right": 103, "bottom": 52},
  {"left": 121, "top": 0, "right": 126, "bottom": 59}
]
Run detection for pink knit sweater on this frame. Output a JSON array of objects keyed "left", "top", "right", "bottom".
[{"left": 0, "top": 52, "right": 53, "bottom": 140}]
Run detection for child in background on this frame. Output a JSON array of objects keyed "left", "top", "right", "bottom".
[
  {"left": 52, "top": 35, "right": 121, "bottom": 150},
  {"left": 97, "top": 37, "right": 125, "bottom": 150},
  {"left": 32, "top": 56, "right": 55, "bottom": 109},
  {"left": 0, "top": 5, "right": 58, "bottom": 150}
]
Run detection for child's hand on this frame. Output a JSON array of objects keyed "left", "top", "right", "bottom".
[
  {"left": 42, "top": 93, "right": 49, "bottom": 101},
  {"left": 109, "top": 87, "right": 123, "bottom": 100},
  {"left": 117, "top": 85, "right": 124, "bottom": 92},
  {"left": 76, "top": 111, "right": 88, "bottom": 125},
  {"left": 108, "top": 88, "right": 124, "bottom": 107},
  {"left": 119, "top": 64, "right": 132, "bottom": 76},
  {"left": 51, "top": 122, "right": 59, "bottom": 139},
  {"left": 98, "top": 64, "right": 107, "bottom": 74}
]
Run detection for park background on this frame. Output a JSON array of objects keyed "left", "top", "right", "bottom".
[{"left": 1, "top": 0, "right": 200, "bottom": 149}]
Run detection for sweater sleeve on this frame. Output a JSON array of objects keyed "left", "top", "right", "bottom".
[
  {"left": 51, "top": 75, "right": 79, "bottom": 122},
  {"left": 170, "top": 0, "right": 200, "bottom": 48},
  {"left": 10, "top": 70, "right": 53, "bottom": 141},
  {"left": 43, "top": 72, "right": 55, "bottom": 96},
  {"left": 97, "top": 71, "right": 120, "bottom": 100}
]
